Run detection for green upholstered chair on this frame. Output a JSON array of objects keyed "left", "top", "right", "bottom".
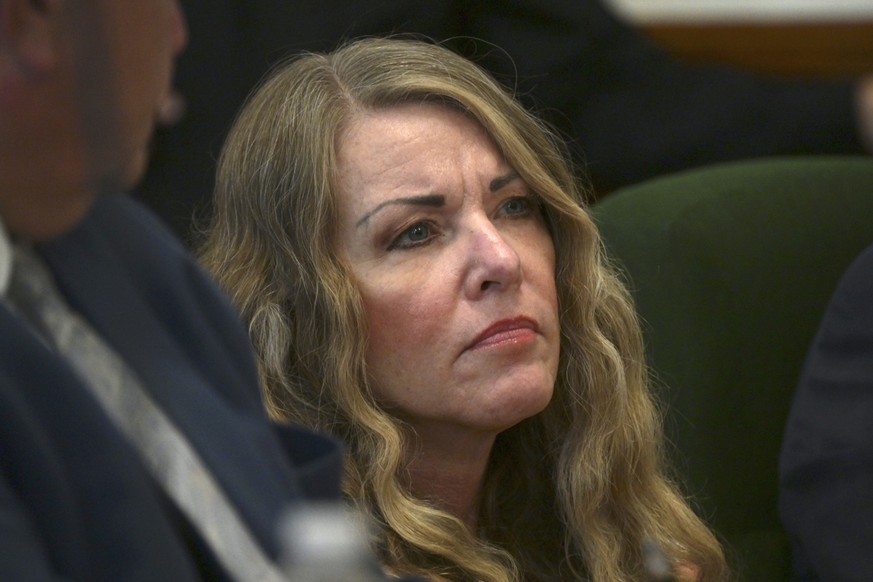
[{"left": 591, "top": 156, "right": 873, "bottom": 581}]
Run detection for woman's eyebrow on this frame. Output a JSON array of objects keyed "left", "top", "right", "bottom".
[
  {"left": 489, "top": 171, "right": 520, "bottom": 193},
  {"left": 356, "top": 194, "right": 445, "bottom": 228}
]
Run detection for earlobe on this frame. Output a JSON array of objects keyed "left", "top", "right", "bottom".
[{"left": 0, "top": 0, "right": 61, "bottom": 77}]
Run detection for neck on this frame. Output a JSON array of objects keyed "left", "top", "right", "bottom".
[
  {"left": 0, "top": 169, "right": 96, "bottom": 241},
  {"left": 403, "top": 428, "right": 496, "bottom": 530},
  {"left": 0, "top": 115, "right": 98, "bottom": 241}
]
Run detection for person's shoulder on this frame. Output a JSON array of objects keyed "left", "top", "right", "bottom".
[
  {"left": 54, "top": 195, "right": 247, "bottom": 345},
  {"left": 85, "top": 195, "right": 188, "bottom": 258},
  {"left": 839, "top": 242, "right": 873, "bottom": 288},
  {"left": 76, "top": 195, "right": 213, "bottom": 294},
  {"left": 826, "top": 241, "right": 873, "bottom": 316}
]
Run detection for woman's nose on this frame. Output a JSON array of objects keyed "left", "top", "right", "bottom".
[{"left": 463, "top": 218, "right": 522, "bottom": 298}]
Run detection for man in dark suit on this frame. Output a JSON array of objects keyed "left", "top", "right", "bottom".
[
  {"left": 0, "top": 1, "right": 351, "bottom": 579},
  {"left": 137, "top": 0, "right": 872, "bottom": 241},
  {"left": 780, "top": 241, "right": 873, "bottom": 580}
]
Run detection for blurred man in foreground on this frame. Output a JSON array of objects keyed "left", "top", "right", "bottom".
[{"left": 0, "top": 1, "right": 348, "bottom": 579}]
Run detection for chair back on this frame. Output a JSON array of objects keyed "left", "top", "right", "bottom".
[{"left": 592, "top": 156, "right": 873, "bottom": 580}]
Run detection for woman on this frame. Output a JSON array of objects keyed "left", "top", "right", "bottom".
[{"left": 199, "top": 38, "right": 727, "bottom": 581}]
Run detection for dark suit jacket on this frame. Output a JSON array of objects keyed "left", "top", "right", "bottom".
[
  {"left": 0, "top": 196, "right": 343, "bottom": 580},
  {"left": 780, "top": 241, "right": 873, "bottom": 581},
  {"left": 138, "top": 0, "right": 863, "bottom": 239}
]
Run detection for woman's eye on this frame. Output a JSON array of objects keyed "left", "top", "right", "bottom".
[
  {"left": 388, "top": 222, "right": 434, "bottom": 250},
  {"left": 500, "top": 196, "right": 533, "bottom": 216}
]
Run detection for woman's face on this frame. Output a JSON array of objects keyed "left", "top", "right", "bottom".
[{"left": 335, "top": 102, "right": 560, "bottom": 444}]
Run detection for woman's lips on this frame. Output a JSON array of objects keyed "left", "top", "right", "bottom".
[{"left": 466, "top": 317, "right": 539, "bottom": 351}]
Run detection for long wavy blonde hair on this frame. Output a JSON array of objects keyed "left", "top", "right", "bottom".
[{"left": 199, "top": 37, "right": 727, "bottom": 581}]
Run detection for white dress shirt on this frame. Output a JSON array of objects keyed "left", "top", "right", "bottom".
[{"left": 0, "top": 218, "right": 12, "bottom": 297}]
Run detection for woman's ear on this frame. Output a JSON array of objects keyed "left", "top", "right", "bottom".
[{"left": 0, "top": 0, "right": 63, "bottom": 76}]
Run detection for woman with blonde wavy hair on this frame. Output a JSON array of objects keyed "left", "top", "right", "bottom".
[{"left": 199, "top": 37, "right": 727, "bottom": 581}]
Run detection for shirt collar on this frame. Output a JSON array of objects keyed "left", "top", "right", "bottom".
[{"left": 0, "top": 217, "right": 11, "bottom": 297}]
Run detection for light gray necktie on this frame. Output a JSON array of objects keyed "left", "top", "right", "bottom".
[{"left": 7, "top": 243, "right": 288, "bottom": 582}]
